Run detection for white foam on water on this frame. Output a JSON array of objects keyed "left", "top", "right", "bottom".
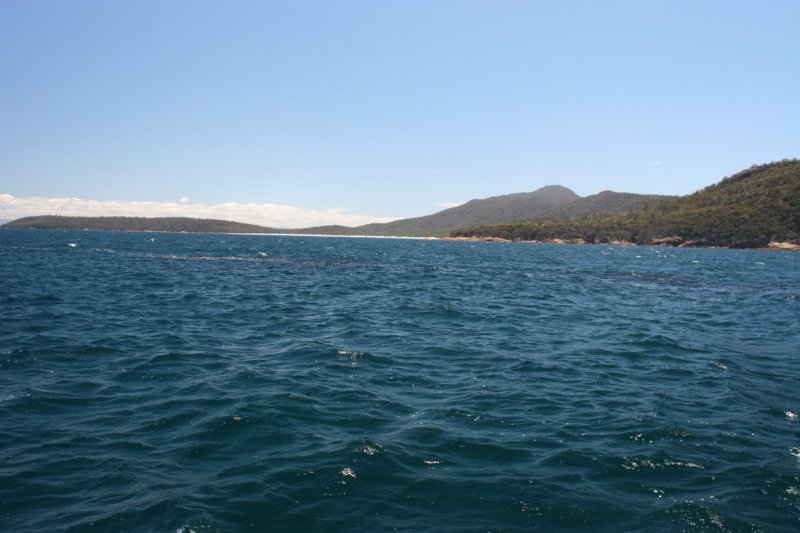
[
  {"left": 338, "top": 350, "right": 364, "bottom": 357},
  {"left": 355, "top": 442, "right": 383, "bottom": 456},
  {"left": 338, "top": 349, "right": 366, "bottom": 366},
  {"left": 340, "top": 467, "right": 356, "bottom": 479},
  {"left": 786, "top": 411, "right": 798, "bottom": 421},
  {"left": 622, "top": 457, "right": 704, "bottom": 470},
  {"left": 663, "top": 459, "right": 704, "bottom": 469},
  {"left": 67, "top": 243, "right": 77, "bottom": 247},
  {"left": 0, "top": 393, "right": 17, "bottom": 405},
  {"left": 712, "top": 361, "right": 729, "bottom": 372},
  {"left": 708, "top": 511, "right": 726, "bottom": 529}
]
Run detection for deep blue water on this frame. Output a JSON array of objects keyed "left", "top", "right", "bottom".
[{"left": 1, "top": 229, "right": 799, "bottom": 532}]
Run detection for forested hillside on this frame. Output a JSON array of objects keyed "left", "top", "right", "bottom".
[
  {"left": 351, "top": 185, "right": 580, "bottom": 236},
  {"left": 531, "top": 191, "right": 674, "bottom": 222},
  {"left": 452, "top": 160, "right": 800, "bottom": 247}
]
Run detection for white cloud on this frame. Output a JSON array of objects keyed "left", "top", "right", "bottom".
[
  {"left": 435, "top": 201, "right": 464, "bottom": 209},
  {"left": 0, "top": 193, "right": 397, "bottom": 228},
  {"left": 646, "top": 160, "right": 663, "bottom": 166}
]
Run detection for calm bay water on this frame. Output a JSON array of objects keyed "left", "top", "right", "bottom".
[{"left": 1, "top": 229, "right": 799, "bottom": 531}]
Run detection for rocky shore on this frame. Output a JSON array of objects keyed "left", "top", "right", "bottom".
[{"left": 441, "top": 235, "right": 800, "bottom": 250}]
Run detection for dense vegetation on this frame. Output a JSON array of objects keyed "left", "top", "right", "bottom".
[
  {"left": 2, "top": 216, "right": 282, "bottom": 234},
  {"left": 530, "top": 191, "right": 674, "bottom": 222},
  {"left": 351, "top": 185, "right": 580, "bottom": 237},
  {"left": 452, "top": 160, "right": 800, "bottom": 247}
]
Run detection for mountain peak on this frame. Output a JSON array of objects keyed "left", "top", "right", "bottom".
[
  {"left": 352, "top": 184, "right": 581, "bottom": 236},
  {"left": 530, "top": 185, "right": 581, "bottom": 200}
]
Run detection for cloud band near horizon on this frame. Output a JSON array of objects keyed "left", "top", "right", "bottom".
[{"left": 0, "top": 194, "right": 397, "bottom": 229}]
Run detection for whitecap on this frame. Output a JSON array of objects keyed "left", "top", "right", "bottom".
[
  {"left": 68, "top": 243, "right": 77, "bottom": 247},
  {"left": 355, "top": 442, "right": 383, "bottom": 456},
  {"left": 622, "top": 456, "right": 704, "bottom": 470},
  {"left": 0, "top": 393, "right": 16, "bottom": 405},
  {"left": 712, "top": 360, "right": 728, "bottom": 372},
  {"left": 340, "top": 467, "right": 356, "bottom": 478},
  {"left": 786, "top": 411, "right": 798, "bottom": 421},
  {"left": 663, "top": 459, "right": 704, "bottom": 469},
  {"left": 337, "top": 350, "right": 366, "bottom": 366}
]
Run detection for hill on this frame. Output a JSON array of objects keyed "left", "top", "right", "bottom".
[
  {"left": 0, "top": 186, "right": 583, "bottom": 237},
  {"left": 4, "top": 161, "right": 797, "bottom": 247},
  {"left": 1, "top": 216, "right": 282, "bottom": 234},
  {"left": 530, "top": 191, "right": 675, "bottom": 222},
  {"left": 350, "top": 185, "right": 580, "bottom": 237},
  {"left": 452, "top": 160, "right": 800, "bottom": 247}
]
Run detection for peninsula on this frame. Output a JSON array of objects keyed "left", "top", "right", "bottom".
[{"left": 3, "top": 160, "right": 798, "bottom": 249}]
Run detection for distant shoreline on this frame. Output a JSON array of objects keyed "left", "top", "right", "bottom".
[
  {"left": 3, "top": 226, "right": 798, "bottom": 250},
  {"left": 441, "top": 235, "right": 800, "bottom": 251},
  {"left": 222, "top": 232, "right": 439, "bottom": 240},
  {"left": 0, "top": 226, "right": 438, "bottom": 241},
  {"left": 4, "top": 161, "right": 798, "bottom": 247}
]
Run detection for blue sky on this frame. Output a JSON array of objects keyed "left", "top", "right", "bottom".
[{"left": 1, "top": 1, "right": 798, "bottom": 226}]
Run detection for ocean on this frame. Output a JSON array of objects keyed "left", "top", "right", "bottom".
[{"left": 1, "top": 229, "right": 798, "bottom": 531}]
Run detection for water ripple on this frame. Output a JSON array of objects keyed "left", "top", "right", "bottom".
[{"left": 1, "top": 230, "right": 798, "bottom": 531}]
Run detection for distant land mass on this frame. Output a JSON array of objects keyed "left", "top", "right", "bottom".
[
  {"left": 2, "top": 216, "right": 285, "bottom": 234},
  {"left": 3, "top": 160, "right": 798, "bottom": 248},
  {"left": 452, "top": 159, "right": 800, "bottom": 248},
  {"left": 346, "top": 185, "right": 581, "bottom": 236},
  {"left": 2, "top": 185, "right": 587, "bottom": 237}
]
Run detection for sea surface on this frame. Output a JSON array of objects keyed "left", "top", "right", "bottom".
[{"left": 1, "top": 229, "right": 799, "bottom": 532}]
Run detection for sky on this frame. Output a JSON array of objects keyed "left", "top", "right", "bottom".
[{"left": 1, "top": 0, "right": 798, "bottom": 227}]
